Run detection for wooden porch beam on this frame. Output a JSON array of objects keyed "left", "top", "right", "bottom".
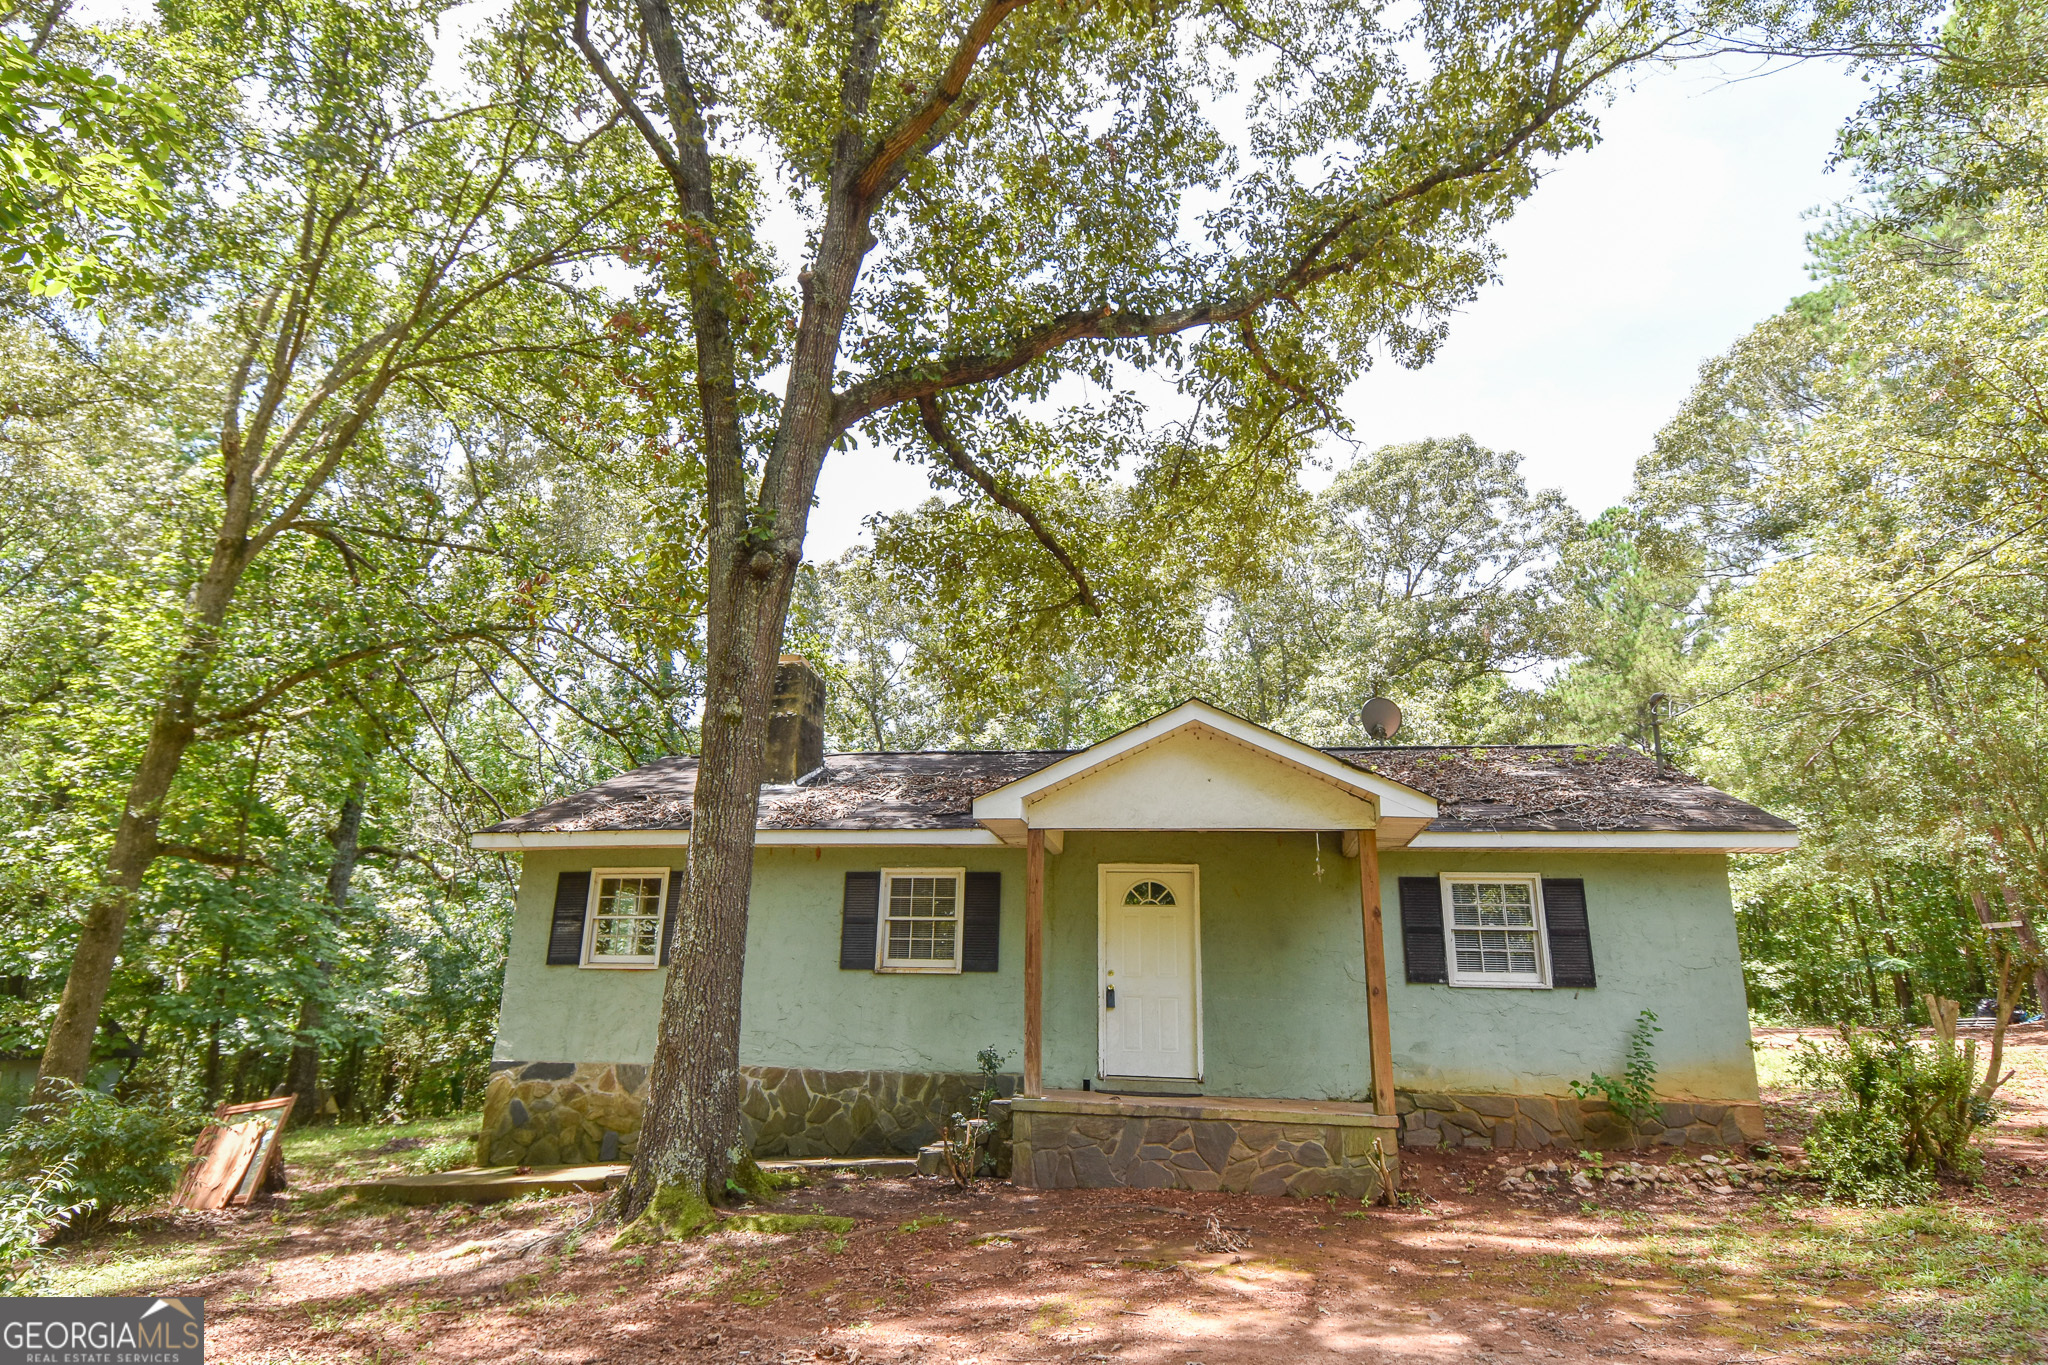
[
  {"left": 1357, "top": 830, "right": 1396, "bottom": 1119},
  {"left": 1024, "top": 826, "right": 1045, "bottom": 1097}
]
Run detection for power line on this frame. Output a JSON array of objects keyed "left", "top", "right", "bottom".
[{"left": 1668, "top": 511, "right": 2048, "bottom": 722}]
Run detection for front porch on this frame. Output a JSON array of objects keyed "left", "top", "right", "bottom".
[
  {"left": 970, "top": 706, "right": 1425, "bottom": 1195},
  {"left": 1010, "top": 1091, "right": 1400, "bottom": 1198}
]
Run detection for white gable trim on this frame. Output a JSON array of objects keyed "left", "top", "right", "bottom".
[{"left": 970, "top": 700, "right": 1438, "bottom": 832}]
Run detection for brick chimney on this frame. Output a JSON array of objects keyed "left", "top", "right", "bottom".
[{"left": 764, "top": 654, "right": 826, "bottom": 784}]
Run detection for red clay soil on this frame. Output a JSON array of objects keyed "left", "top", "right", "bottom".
[{"left": 87, "top": 1027, "right": 2048, "bottom": 1364}]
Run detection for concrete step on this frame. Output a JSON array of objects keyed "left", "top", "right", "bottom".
[
  {"left": 760, "top": 1156, "right": 920, "bottom": 1177},
  {"left": 343, "top": 1163, "right": 626, "bottom": 1205}
]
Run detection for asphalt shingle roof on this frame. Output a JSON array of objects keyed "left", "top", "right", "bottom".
[{"left": 481, "top": 743, "right": 1793, "bottom": 836}]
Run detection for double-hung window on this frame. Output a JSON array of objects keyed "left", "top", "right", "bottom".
[
  {"left": 877, "top": 868, "right": 965, "bottom": 973},
  {"left": 1440, "top": 874, "right": 1549, "bottom": 988},
  {"left": 584, "top": 868, "right": 668, "bottom": 967}
]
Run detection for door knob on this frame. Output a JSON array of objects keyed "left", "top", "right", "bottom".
[{"left": 1105, "top": 985, "right": 1116, "bottom": 1009}]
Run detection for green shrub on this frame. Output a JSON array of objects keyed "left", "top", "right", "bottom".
[
  {"left": 0, "top": 1154, "right": 90, "bottom": 1294},
  {"left": 1793, "top": 1025, "right": 1990, "bottom": 1204},
  {"left": 0, "top": 1083, "right": 195, "bottom": 1230}
]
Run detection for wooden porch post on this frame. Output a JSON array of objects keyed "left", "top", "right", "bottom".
[
  {"left": 1358, "top": 830, "right": 1396, "bottom": 1118},
  {"left": 1024, "top": 827, "right": 1045, "bottom": 1098}
]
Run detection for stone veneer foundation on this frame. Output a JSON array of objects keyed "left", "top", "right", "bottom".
[
  {"left": 477, "top": 1061, "right": 1019, "bottom": 1166},
  {"left": 1009, "top": 1095, "right": 1400, "bottom": 1198},
  {"left": 1395, "top": 1091, "right": 1766, "bottom": 1151},
  {"left": 476, "top": 1063, "right": 1764, "bottom": 1170}
]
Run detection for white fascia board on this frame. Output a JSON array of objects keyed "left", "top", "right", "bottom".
[
  {"left": 1406, "top": 830, "right": 1800, "bottom": 853},
  {"left": 971, "top": 699, "right": 1438, "bottom": 824},
  {"left": 469, "top": 828, "right": 1002, "bottom": 851}
]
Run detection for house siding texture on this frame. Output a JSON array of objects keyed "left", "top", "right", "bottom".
[{"left": 485, "top": 842, "right": 1760, "bottom": 1165}]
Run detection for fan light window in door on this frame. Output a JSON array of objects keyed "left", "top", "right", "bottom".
[{"left": 1124, "top": 880, "right": 1176, "bottom": 906}]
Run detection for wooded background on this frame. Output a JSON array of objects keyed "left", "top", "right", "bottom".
[{"left": 2, "top": 0, "right": 2043, "bottom": 1121}]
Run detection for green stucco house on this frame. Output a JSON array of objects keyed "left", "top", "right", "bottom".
[{"left": 471, "top": 660, "right": 1795, "bottom": 1196}]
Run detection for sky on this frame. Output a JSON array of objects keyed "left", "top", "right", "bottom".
[{"left": 804, "top": 56, "right": 1869, "bottom": 559}]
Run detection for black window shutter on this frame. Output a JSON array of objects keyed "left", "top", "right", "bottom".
[
  {"left": 961, "top": 871, "right": 1001, "bottom": 972},
  {"left": 840, "top": 871, "right": 881, "bottom": 970},
  {"left": 1543, "top": 878, "right": 1597, "bottom": 988},
  {"left": 660, "top": 869, "right": 686, "bottom": 966},
  {"left": 546, "top": 870, "right": 592, "bottom": 965},
  {"left": 1398, "top": 876, "right": 1448, "bottom": 984}
]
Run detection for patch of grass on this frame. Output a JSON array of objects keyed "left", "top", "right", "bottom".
[
  {"left": 43, "top": 1244, "right": 244, "bottom": 1297},
  {"left": 720, "top": 1213, "right": 855, "bottom": 1235},
  {"left": 378, "top": 1296, "right": 455, "bottom": 1330},
  {"left": 730, "top": 1286, "right": 779, "bottom": 1307},
  {"left": 896, "top": 1214, "right": 954, "bottom": 1234},
  {"left": 1616, "top": 1200, "right": 2048, "bottom": 1365},
  {"left": 1774, "top": 1206, "right": 2047, "bottom": 1363},
  {"left": 303, "top": 1295, "right": 371, "bottom": 1332},
  {"left": 285, "top": 1114, "right": 481, "bottom": 1182},
  {"left": 1028, "top": 1297, "right": 1078, "bottom": 1332}
]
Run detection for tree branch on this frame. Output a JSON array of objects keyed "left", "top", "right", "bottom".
[
  {"left": 358, "top": 843, "right": 453, "bottom": 885},
  {"left": 573, "top": 0, "right": 692, "bottom": 205},
  {"left": 1237, "top": 318, "right": 1343, "bottom": 429},
  {"left": 155, "top": 841, "right": 271, "bottom": 872},
  {"left": 196, "top": 629, "right": 506, "bottom": 732},
  {"left": 916, "top": 395, "right": 1098, "bottom": 613},
  {"left": 627, "top": 0, "right": 720, "bottom": 219},
  {"left": 281, "top": 519, "right": 368, "bottom": 582},
  {"left": 832, "top": 35, "right": 1656, "bottom": 433},
  {"left": 852, "top": 0, "right": 1038, "bottom": 203}
]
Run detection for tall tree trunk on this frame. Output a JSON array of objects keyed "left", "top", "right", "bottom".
[
  {"left": 617, "top": 552, "right": 800, "bottom": 1218},
  {"left": 1844, "top": 893, "right": 1883, "bottom": 1019},
  {"left": 1873, "top": 881, "right": 1915, "bottom": 1022},
  {"left": 608, "top": 0, "right": 881, "bottom": 1226},
  {"left": 201, "top": 997, "right": 225, "bottom": 1106},
  {"left": 286, "top": 782, "right": 367, "bottom": 1119},
  {"left": 34, "top": 515, "right": 256, "bottom": 1102},
  {"left": 337, "top": 1040, "right": 363, "bottom": 1120},
  {"left": 1997, "top": 886, "right": 2048, "bottom": 1020}
]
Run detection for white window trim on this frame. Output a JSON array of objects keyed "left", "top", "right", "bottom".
[
  {"left": 1439, "top": 872, "right": 1551, "bottom": 989},
  {"left": 581, "top": 866, "right": 671, "bottom": 969},
  {"left": 875, "top": 867, "right": 968, "bottom": 974}
]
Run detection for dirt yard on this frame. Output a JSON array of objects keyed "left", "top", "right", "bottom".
[{"left": 46, "top": 1027, "right": 2048, "bottom": 1364}]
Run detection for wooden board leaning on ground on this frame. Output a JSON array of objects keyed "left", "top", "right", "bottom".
[{"left": 176, "top": 1096, "right": 295, "bottom": 1210}]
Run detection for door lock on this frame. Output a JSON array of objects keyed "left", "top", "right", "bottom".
[{"left": 1105, "top": 985, "right": 1116, "bottom": 1009}]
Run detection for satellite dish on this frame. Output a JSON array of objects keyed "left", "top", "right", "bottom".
[{"left": 1359, "top": 695, "right": 1403, "bottom": 741}]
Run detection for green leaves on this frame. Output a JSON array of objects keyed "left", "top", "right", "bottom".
[{"left": 0, "top": 31, "right": 182, "bottom": 299}]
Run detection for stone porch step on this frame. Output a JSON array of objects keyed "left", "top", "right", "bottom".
[
  {"left": 342, "top": 1164, "right": 626, "bottom": 1205},
  {"left": 1019, "top": 1090, "right": 1399, "bottom": 1127}
]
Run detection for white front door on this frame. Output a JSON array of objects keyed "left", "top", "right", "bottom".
[{"left": 1099, "top": 865, "right": 1201, "bottom": 1080}]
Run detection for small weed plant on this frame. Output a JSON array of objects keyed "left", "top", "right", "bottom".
[
  {"left": 1571, "top": 1010, "right": 1661, "bottom": 1146},
  {"left": 937, "top": 1045, "right": 1009, "bottom": 1187},
  {"left": 1793, "top": 1024, "right": 1994, "bottom": 1204},
  {"left": 417, "top": 1138, "right": 474, "bottom": 1174}
]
